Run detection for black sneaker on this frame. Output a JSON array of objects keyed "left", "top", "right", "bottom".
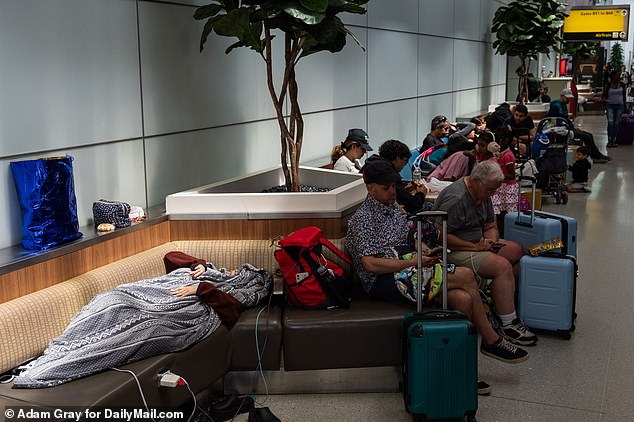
[
  {"left": 477, "top": 380, "right": 492, "bottom": 396},
  {"left": 481, "top": 337, "right": 529, "bottom": 364},
  {"left": 499, "top": 318, "right": 538, "bottom": 346}
]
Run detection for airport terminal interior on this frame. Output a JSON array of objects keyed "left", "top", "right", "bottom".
[
  {"left": 2, "top": 1, "right": 634, "bottom": 421},
  {"left": 238, "top": 115, "right": 634, "bottom": 422}
]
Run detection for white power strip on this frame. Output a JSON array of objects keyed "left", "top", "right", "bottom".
[{"left": 159, "top": 371, "right": 181, "bottom": 388}]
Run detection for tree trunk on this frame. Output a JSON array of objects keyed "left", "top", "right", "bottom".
[{"left": 264, "top": 28, "right": 295, "bottom": 191}]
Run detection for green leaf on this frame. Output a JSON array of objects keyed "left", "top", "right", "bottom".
[
  {"left": 199, "top": 15, "right": 224, "bottom": 51},
  {"left": 299, "top": 0, "right": 328, "bottom": 13},
  {"left": 213, "top": 8, "right": 251, "bottom": 37},
  {"left": 283, "top": 4, "right": 325, "bottom": 25},
  {"left": 328, "top": 0, "right": 367, "bottom": 14},
  {"left": 344, "top": 27, "right": 364, "bottom": 50},
  {"left": 194, "top": 4, "right": 223, "bottom": 21},
  {"left": 225, "top": 40, "right": 244, "bottom": 54}
]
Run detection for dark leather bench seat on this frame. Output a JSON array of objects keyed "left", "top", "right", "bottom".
[
  {"left": 228, "top": 304, "right": 283, "bottom": 371},
  {"left": 282, "top": 295, "right": 413, "bottom": 371},
  {"left": 0, "top": 326, "right": 231, "bottom": 409}
]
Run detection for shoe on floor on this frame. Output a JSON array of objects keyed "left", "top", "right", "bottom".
[
  {"left": 583, "top": 186, "right": 592, "bottom": 192},
  {"left": 248, "top": 407, "right": 282, "bottom": 422},
  {"left": 481, "top": 336, "right": 529, "bottom": 363},
  {"left": 211, "top": 395, "right": 255, "bottom": 421},
  {"left": 477, "top": 380, "right": 492, "bottom": 396},
  {"left": 498, "top": 318, "right": 538, "bottom": 346}
]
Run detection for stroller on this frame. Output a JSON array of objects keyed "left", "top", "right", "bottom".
[{"left": 532, "top": 117, "right": 574, "bottom": 204}]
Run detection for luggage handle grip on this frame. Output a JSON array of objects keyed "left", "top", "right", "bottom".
[
  {"left": 416, "top": 210, "right": 448, "bottom": 220},
  {"left": 417, "top": 213, "right": 448, "bottom": 312}
]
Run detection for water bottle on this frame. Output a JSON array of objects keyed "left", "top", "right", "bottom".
[{"left": 412, "top": 166, "right": 422, "bottom": 182}]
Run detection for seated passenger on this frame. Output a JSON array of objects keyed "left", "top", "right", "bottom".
[
  {"left": 364, "top": 139, "right": 429, "bottom": 215},
  {"left": 346, "top": 159, "right": 529, "bottom": 370},
  {"left": 486, "top": 103, "right": 512, "bottom": 132},
  {"left": 548, "top": 89, "right": 610, "bottom": 163},
  {"left": 331, "top": 129, "right": 373, "bottom": 172},
  {"left": 475, "top": 130, "right": 495, "bottom": 162},
  {"left": 504, "top": 103, "right": 535, "bottom": 157},
  {"left": 431, "top": 161, "right": 538, "bottom": 347},
  {"left": 426, "top": 133, "right": 475, "bottom": 183},
  {"left": 470, "top": 117, "right": 486, "bottom": 136},
  {"left": 421, "top": 115, "right": 450, "bottom": 152}
]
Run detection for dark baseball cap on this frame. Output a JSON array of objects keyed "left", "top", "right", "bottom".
[
  {"left": 347, "top": 128, "right": 373, "bottom": 151},
  {"left": 362, "top": 159, "right": 401, "bottom": 185}
]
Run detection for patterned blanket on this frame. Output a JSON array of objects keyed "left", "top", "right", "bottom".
[{"left": 14, "top": 264, "right": 271, "bottom": 388}]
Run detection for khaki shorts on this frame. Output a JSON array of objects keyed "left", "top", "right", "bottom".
[{"left": 447, "top": 250, "right": 493, "bottom": 289}]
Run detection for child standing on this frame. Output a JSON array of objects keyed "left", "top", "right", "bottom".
[
  {"left": 568, "top": 146, "right": 592, "bottom": 192},
  {"left": 492, "top": 126, "right": 519, "bottom": 234}
]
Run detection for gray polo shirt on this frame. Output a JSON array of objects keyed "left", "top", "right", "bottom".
[{"left": 431, "top": 178, "right": 494, "bottom": 243}]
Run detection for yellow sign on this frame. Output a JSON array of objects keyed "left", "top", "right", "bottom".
[{"left": 563, "top": 7, "right": 629, "bottom": 41}]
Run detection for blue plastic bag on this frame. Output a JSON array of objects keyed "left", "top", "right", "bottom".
[{"left": 10, "top": 156, "right": 82, "bottom": 250}]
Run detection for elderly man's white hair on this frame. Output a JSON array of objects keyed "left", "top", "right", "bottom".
[{"left": 471, "top": 160, "right": 504, "bottom": 183}]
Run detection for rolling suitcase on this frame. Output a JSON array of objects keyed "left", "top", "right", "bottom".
[
  {"left": 504, "top": 177, "right": 577, "bottom": 257},
  {"left": 518, "top": 252, "right": 577, "bottom": 339},
  {"left": 616, "top": 113, "right": 634, "bottom": 145},
  {"left": 402, "top": 211, "right": 478, "bottom": 422}
]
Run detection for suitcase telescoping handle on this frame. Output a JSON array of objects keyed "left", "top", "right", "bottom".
[
  {"left": 415, "top": 211, "right": 448, "bottom": 312},
  {"left": 516, "top": 175, "right": 537, "bottom": 227}
]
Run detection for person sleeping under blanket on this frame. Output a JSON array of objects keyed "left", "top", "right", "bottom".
[{"left": 13, "top": 251, "right": 272, "bottom": 388}]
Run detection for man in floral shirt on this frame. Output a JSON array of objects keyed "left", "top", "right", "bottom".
[{"left": 346, "top": 159, "right": 529, "bottom": 368}]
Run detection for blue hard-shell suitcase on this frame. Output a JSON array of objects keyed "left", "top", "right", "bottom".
[
  {"left": 402, "top": 211, "right": 478, "bottom": 422},
  {"left": 504, "top": 178, "right": 577, "bottom": 257},
  {"left": 518, "top": 253, "right": 577, "bottom": 339}
]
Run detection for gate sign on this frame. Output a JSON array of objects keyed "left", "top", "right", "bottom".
[{"left": 564, "top": 6, "right": 630, "bottom": 41}]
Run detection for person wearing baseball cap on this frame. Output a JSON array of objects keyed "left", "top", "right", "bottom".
[
  {"left": 330, "top": 128, "right": 373, "bottom": 173},
  {"left": 547, "top": 87, "right": 611, "bottom": 163},
  {"left": 345, "top": 148, "right": 530, "bottom": 376}
]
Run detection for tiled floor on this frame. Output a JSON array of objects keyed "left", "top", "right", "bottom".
[{"left": 230, "top": 115, "right": 634, "bottom": 422}]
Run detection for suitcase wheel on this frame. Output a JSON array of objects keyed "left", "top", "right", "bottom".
[
  {"left": 559, "top": 331, "right": 572, "bottom": 340},
  {"left": 561, "top": 191, "right": 568, "bottom": 204},
  {"left": 466, "top": 413, "right": 478, "bottom": 422}
]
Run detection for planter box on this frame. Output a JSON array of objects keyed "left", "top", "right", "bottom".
[{"left": 166, "top": 166, "right": 365, "bottom": 220}]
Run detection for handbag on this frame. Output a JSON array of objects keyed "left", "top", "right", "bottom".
[{"left": 92, "top": 199, "right": 131, "bottom": 228}]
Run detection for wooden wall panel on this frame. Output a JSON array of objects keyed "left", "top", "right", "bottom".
[
  {"left": 169, "top": 216, "right": 351, "bottom": 241},
  {"left": 0, "top": 222, "right": 170, "bottom": 304}
]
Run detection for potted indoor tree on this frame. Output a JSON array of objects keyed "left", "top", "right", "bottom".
[
  {"left": 491, "top": 0, "right": 568, "bottom": 103},
  {"left": 194, "top": 0, "right": 368, "bottom": 192}
]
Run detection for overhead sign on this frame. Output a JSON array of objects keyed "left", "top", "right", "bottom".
[{"left": 563, "top": 6, "right": 630, "bottom": 41}]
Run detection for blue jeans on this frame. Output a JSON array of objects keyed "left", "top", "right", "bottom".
[{"left": 606, "top": 103, "right": 624, "bottom": 142}]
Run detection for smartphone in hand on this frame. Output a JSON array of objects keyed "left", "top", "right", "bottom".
[
  {"left": 490, "top": 242, "right": 506, "bottom": 252},
  {"left": 427, "top": 248, "right": 448, "bottom": 257}
]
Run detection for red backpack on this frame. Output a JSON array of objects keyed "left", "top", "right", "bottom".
[{"left": 274, "top": 226, "right": 353, "bottom": 309}]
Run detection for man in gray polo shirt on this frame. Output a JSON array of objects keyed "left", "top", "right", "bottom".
[{"left": 432, "top": 160, "right": 537, "bottom": 346}]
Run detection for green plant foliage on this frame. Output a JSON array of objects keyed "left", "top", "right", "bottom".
[
  {"left": 491, "top": 0, "right": 568, "bottom": 101},
  {"left": 491, "top": 0, "right": 568, "bottom": 61},
  {"left": 609, "top": 43, "right": 625, "bottom": 71},
  {"left": 563, "top": 41, "right": 597, "bottom": 62},
  {"left": 195, "top": 0, "right": 368, "bottom": 55}
]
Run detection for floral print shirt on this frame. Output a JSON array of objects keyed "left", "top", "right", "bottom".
[{"left": 346, "top": 195, "right": 412, "bottom": 292}]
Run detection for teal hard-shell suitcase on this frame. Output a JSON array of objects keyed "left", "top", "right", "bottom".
[{"left": 401, "top": 211, "right": 478, "bottom": 422}]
